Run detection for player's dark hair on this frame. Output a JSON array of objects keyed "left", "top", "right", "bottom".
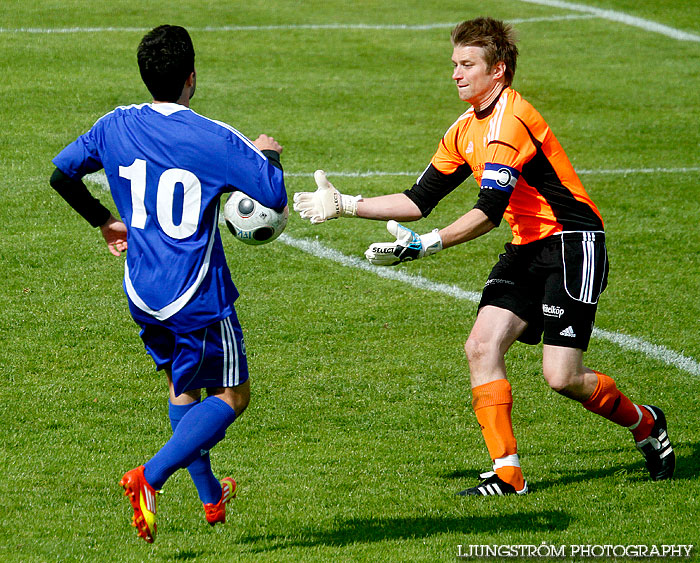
[
  {"left": 451, "top": 17, "right": 518, "bottom": 86},
  {"left": 137, "top": 25, "right": 195, "bottom": 102}
]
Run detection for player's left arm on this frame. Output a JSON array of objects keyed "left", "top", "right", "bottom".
[
  {"left": 49, "top": 167, "right": 127, "bottom": 256},
  {"left": 467, "top": 111, "right": 534, "bottom": 232},
  {"left": 99, "top": 214, "right": 128, "bottom": 257},
  {"left": 365, "top": 154, "right": 513, "bottom": 265},
  {"left": 50, "top": 168, "right": 111, "bottom": 227},
  {"left": 438, "top": 207, "right": 497, "bottom": 248}
]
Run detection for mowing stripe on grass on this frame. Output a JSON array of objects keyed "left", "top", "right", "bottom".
[
  {"left": 518, "top": 0, "right": 700, "bottom": 42},
  {"left": 0, "top": 15, "right": 595, "bottom": 34},
  {"left": 1, "top": 4, "right": 696, "bottom": 44},
  {"left": 84, "top": 167, "right": 700, "bottom": 378},
  {"left": 279, "top": 233, "right": 700, "bottom": 377}
]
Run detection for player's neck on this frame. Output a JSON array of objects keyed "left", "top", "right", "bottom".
[
  {"left": 152, "top": 85, "right": 193, "bottom": 108},
  {"left": 175, "top": 92, "right": 191, "bottom": 107},
  {"left": 471, "top": 84, "right": 506, "bottom": 113}
]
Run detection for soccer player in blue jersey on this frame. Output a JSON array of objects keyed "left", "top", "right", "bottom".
[{"left": 50, "top": 25, "right": 287, "bottom": 543}]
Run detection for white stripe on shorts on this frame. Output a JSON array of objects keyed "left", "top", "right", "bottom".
[
  {"left": 220, "top": 320, "right": 228, "bottom": 385},
  {"left": 221, "top": 317, "right": 240, "bottom": 387},
  {"left": 222, "top": 319, "right": 233, "bottom": 386},
  {"left": 221, "top": 319, "right": 231, "bottom": 386},
  {"left": 579, "top": 232, "right": 596, "bottom": 303},
  {"left": 230, "top": 317, "right": 240, "bottom": 386}
]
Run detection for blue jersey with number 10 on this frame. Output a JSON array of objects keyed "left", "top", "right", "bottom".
[{"left": 53, "top": 103, "right": 287, "bottom": 332}]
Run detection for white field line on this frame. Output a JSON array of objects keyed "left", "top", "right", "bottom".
[
  {"left": 518, "top": 0, "right": 700, "bottom": 42},
  {"left": 280, "top": 234, "right": 482, "bottom": 302},
  {"left": 84, "top": 169, "right": 700, "bottom": 376},
  {"left": 1, "top": 4, "right": 696, "bottom": 43},
  {"left": 0, "top": 15, "right": 595, "bottom": 34},
  {"left": 278, "top": 233, "right": 700, "bottom": 377}
]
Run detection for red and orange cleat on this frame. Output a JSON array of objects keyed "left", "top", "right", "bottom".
[
  {"left": 119, "top": 465, "right": 159, "bottom": 543},
  {"left": 203, "top": 477, "right": 237, "bottom": 526}
]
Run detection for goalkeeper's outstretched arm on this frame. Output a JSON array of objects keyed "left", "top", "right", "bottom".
[
  {"left": 364, "top": 209, "right": 496, "bottom": 266},
  {"left": 438, "top": 208, "right": 496, "bottom": 249},
  {"left": 293, "top": 170, "right": 422, "bottom": 224},
  {"left": 293, "top": 168, "right": 496, "bottom": 266},
  {"left": 355, "top": 192, "right": 423, "bottom": 222}
]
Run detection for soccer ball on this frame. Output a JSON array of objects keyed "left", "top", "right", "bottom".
[{"left": 223, "top": 190, "right": 288, "bottom": 245}]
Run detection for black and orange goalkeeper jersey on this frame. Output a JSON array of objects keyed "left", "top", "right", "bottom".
[{"left": 404, "top": 87, "right": 603, "bottom": 245}]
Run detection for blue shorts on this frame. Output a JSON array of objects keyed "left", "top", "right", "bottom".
[{"left": 139, "top": 312, "right": 249, "bottom": 397}]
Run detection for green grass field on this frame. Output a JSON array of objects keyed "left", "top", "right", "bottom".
[{"left": 1, "top": 1, "right": 699, "bottom": 561}]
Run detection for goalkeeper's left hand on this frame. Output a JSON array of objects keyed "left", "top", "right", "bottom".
[{"left": 365, "top": 220, "right": 442, "bottom": 266}]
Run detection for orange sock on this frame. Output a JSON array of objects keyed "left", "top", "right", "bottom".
[
  {"left": 472, "top": 379, "right": 524, "bottom": 491},
  {"left": 581, "top": 372, "right": 654, "bottom": 441}
]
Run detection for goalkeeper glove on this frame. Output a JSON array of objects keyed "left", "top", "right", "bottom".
[
  {"left": 365, "top": 220, "right": 442, "bottom": 266},
  {"left": 293, "top": 170, "right": 361, "bottom": 224}
]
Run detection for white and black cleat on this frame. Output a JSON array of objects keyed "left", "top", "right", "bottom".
[
  {"left": 457, "top": 471, "right": 529, "bottom": 497},
  {"left": 636, "top": 405, "right": 675, "bottom": 481}
]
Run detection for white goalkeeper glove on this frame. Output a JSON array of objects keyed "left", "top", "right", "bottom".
[
  {"left": 293, "top": 170, "right": 361, "bottom": 224},
  {"left": 365, "top": 220, "right": 443, "bottom": 266}
]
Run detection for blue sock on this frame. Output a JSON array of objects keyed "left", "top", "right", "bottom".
[
  {"left": 144, "top": 396, "right": 237, "bottom": 492},
  {"left": 168, "top": 400, "right": 224, "bottom": 505}
]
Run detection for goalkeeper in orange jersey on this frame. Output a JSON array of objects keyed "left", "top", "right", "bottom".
[{"left": 293, "top": 16, "right": 674, "bottom": 495}]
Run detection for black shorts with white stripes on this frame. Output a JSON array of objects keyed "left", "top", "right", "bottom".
[{"left": 478, "top": 232, "right": 608, "bottom": 351}]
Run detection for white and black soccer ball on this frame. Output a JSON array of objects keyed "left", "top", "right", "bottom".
[{"left": 223, "top": 190, "right": 288, "bottom": 245}]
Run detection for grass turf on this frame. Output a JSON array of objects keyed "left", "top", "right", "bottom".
[{"left": 0, "top": 1, "right": 698, "bottom": 561}]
